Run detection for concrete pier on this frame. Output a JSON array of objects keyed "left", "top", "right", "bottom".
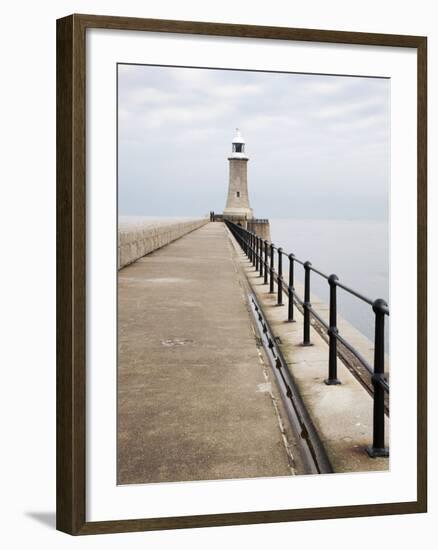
[{"left": 118, "top": 222, "right": 306, "bottom": 484}]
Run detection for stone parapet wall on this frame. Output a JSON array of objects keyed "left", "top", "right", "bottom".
[
  {"left": 118, "top": 217, "right": 208, "bottom": 269},
  {"left": 249, "top": 220, "right": 271, "bottom": 242}
]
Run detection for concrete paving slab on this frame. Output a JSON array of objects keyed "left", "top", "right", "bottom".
[{"left": 118, "top": 222, "right": 299, "bottom": 484}]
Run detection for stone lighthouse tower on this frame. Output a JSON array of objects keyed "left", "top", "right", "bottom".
[{"left": 223, "top": 129, "right": 253, "bottom": 223}]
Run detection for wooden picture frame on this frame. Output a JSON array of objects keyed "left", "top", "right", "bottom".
[{"left": 56, "top": 13, "right": 427, "bottom": 535}]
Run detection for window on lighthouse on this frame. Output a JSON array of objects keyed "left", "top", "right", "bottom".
[
  {"left": 233, "top": 143, "right": 244, "bottom": 153},
  {"left": 236, "top": 191, "right": 240, "bottom": 198}
]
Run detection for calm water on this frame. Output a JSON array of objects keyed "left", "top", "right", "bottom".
[{"left": 269, "top": 219, "right": 389, "bottom": 342}]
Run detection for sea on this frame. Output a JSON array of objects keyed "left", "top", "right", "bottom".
[{"left": 269, "top": 218, "right": 389, "bottom": 342}]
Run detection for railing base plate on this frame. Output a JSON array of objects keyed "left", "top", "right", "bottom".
[
  {"left": 324, "top": 378, "right": 341, "bottom": 386},
  {"left": 366, "top": 446, "right": 389, "bottom": 458}
]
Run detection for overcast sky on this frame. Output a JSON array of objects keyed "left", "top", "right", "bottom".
[{"left": 118, "top": 64, "right": 390, "bottom": 220}]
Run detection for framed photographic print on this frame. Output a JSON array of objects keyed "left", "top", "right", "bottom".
[{"left": 56, "top": 14, "right": 427, "bottom": 535}]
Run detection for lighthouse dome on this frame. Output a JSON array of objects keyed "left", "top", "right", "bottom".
[{"left": 232, "top": 128, "right": 245, "bottom": 144}]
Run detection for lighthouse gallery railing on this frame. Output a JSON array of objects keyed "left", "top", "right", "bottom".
[{"left": 225, "top": 220, "right": 389, "bottom": 459}]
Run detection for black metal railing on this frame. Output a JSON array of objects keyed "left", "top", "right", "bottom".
[{"left": 226, "top": 220, "right": 389, "bottom": 459}]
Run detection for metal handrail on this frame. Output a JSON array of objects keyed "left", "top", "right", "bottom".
[
  {"left": 336, "top": 281, "right": 375, "bottom": 307},
  {"left": 225, "top": 220, "right": 390, "bottom": 459},
  {"left": 309, "top": 265, "right": 330, "bottom": 280}
]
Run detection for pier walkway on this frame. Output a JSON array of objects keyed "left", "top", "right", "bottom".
[{"left": 118, "top": 222, "right": 304, "bottom": 484}]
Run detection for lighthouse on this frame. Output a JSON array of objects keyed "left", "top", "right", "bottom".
[{"left": 223, "top": 129, "right": 253, "bottom": 223}]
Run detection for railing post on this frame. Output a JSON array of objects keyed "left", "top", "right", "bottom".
[
  {"left": 277, "top": 248, "right": 283, "bottom": 306},
  {"left": 251, "top": 233, "right": 255, "bottom": 266},
  {"left": 325, "top": 274, "right": 341, "bottom": 385},
  {"left": 288, "top": 254, "right": 295, "bottom": 322},
  {"left": 259, "top": 236, "right": 263, "bottom": 278},
  {"left": 264, "top": 241, "right": 268, "bottom": 284},
  {"left": 367, "top": 299, "right": 389, "bottom": 458},
  {"left": 255, "top": 236, "right": 259, "bottom": 271},
  {"left": 248, "top": 232, "right": 251, "bottom": 263},
  {"left": 302, "top": 261, "right": 312, "bottom": 346},
  {"left": 237, "top": 225, "right": 242, "bottom": 252},
  {"left": 269, "top": 244, "right": 275, "bottom": 293}
]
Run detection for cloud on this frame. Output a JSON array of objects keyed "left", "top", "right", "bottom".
[
  {"left": 313, "top": 96, "right": 385, "bottom": 120},
  {"left": 117, "top": 65, "right": 390, "bottom": 220}
]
